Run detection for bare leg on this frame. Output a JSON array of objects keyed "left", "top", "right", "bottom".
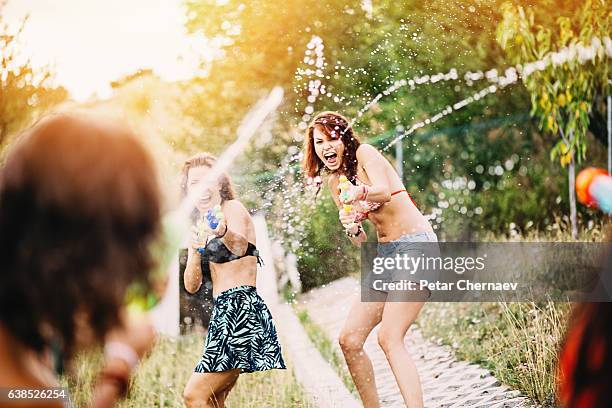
[
  {"left": 209, "top": 375, "right": 238, "bottom": 408},
  {"left": 338, "top": 296, "right": 385, "bottom": 408},
  {"left": 378, "top": 298, "right": 426, "bottom": 408},
  {"left": 183, "top": 369, "right": 240, "bottom": 408}
]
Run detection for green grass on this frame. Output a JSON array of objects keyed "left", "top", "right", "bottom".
[
  {"left": 62, "top": 334, "right": 314, "bottom": 407},
  {"left": 416, "top": 301, "right": 571, "bottom": 407},
  {"left": 413, "top": 225, "right": 605, "bottom": 406},
  {"left": 295, "top": 308, "right": 358, "bottom": 397},
  {"left": 321, "top": 226, "right": 600, "bottom": 407}
]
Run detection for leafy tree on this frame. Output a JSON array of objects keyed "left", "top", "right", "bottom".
[
  {"left": 182, "top": 0, "right": 365, "bottom": 156},
  {"left": 496, "top": 0, "right": 610, "bottom": 238},
  {"left": 183, "top": 0, "right": 608, "bottom": 245},
  {"left": 0, "top": 12, "right": 67, "bottom": 150}
]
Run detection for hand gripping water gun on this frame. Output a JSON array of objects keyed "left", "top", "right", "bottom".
[
  {"left": 126, "top": 210, "right": 190, "bottom": 316},
  {"left": 338, "top": 175, "right": 357, "bottom": 230},
  {"left": 576, "top": 167, "right": 612, "bottom": 213},
  {"left": 193, "top": 205, "right": 225, "bottom": 255},
  {"left": 338, "top": 175, "right": 353, "bottom": 212},
  {"left": 206, "top": 204, "right": 225, "bottom": 231},
  {"left": 195, "top": 216, "right": 208, "bottom": 242}
]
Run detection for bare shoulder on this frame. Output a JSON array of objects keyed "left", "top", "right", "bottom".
[
  {"left": 222, "top": 199, "right": 250, "bottom": 219},
  {"left": 223, "top": 199, "right": 254, "bottom": 238},
  {"left": 356, "top": 143, "right": 385, "bottom": 167},
  {"left": 356, "top": 143, "right": 381, "bottom": 161}
]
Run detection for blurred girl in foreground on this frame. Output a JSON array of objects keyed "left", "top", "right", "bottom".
[{"left": 0, "top": 114, "right": 161, "bottom": 407}]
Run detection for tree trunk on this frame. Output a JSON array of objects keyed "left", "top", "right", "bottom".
[{"left": 569, "top": 130, "right": 578, "bottom": 240}]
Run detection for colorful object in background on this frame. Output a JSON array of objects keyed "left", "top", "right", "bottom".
[
  {"left": 127, "top": 210, "right": 190, "bottom": 315},
  {"left": 126, "top": 285, "right": 159, "bottom": 316},
  {"left": 590, "top": 175, "right": 612, "bottom": 214},
  {"left": 206, "top": 204, "right": 225, "bottom": 230},
  {"left": 576, "top": 167, "right": 611, "bottom": 213}
]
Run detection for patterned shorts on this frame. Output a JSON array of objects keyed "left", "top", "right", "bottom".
[{"left": 194, "top": 285, "right": 286, "bottom": 373}]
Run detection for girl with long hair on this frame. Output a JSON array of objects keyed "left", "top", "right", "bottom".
[
  {"left": 181, "top": 153, "right": 285, "bottom": 408},
  {"left": 303, "top": 111, "right": 437, "bottom": 408}
]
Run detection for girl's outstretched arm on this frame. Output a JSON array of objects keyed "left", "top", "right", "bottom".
[{"left": 214, "top": 200, "right": 250, "bottom": 257}]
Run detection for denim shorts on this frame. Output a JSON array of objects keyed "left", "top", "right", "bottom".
[{"left": 372, "top": 231, "right": 440, "bottom": 293}]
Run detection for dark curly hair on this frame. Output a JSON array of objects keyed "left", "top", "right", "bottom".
[
  {"left": 0, "top": 113, "right": 161, "bottom": 359},
  {"left": 302, "top": 111, "right": 361, "bottom": 182}
]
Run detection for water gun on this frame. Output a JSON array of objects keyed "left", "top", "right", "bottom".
[
  {"left": 576, "top": 167, "right": 612, "bottom": 213},
  {"left": 193, "top": 205, "right": 225, "bottom": 255},
  {"left": 206, "top": 205, "right": 225, "bottom": 231},
  {"left": 338, "top": 175, "right": 353, "bottom": 213},
  {"left": 127, "top": 210, "right": 190, "bottom": 316},
  {"left": 338, "top": 175, "right": 357, "bottom": 230}
]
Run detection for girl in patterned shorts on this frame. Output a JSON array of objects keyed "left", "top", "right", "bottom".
[{"left": 182, "top": 153, "right": 285, "bottom": 408}]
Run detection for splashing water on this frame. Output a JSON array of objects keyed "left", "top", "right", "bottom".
[
  {"left": 382, "top": 36, "right": 610, "bottom": 150},
  {"left": 382, "top": 82, "right": 505, "bottom": 151},
  {"left": 256, "top": 35, "right": 611, "bottom": 266},
  {"left": 295, "top": 35, "right": 341, "bottom": 135},
  {"left": 178, "top": 86, "right": 284, "bottom": 220},
  {"left": 235, "top": 32, "right": 612, "bottom": 276},
  {"left": 349, "top": 37, "right": 609, "bottom": 133}
]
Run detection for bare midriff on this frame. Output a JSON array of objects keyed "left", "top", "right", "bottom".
[
  {"left": 210, "top": 256, "right": 258, "bottom": 297},
  {"left": 208, "top": 215, "right": 258, "bottom": 297},
  {"left": 365, "top": 192, "right": 433, "bottom": 242},
  {"left": 355, "top": 165, "right": 433, "bottom": 243}
]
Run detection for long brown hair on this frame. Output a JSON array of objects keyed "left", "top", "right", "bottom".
[
  {"left": 302, "top": 111, "right": 361, "bottom": 182},
  {"left": 180, "top": 152, "right": 235, "bottom": 221}
]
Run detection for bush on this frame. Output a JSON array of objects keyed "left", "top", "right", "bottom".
[{"left": 294, "top": 189, "right": 361, "bottom": 291}]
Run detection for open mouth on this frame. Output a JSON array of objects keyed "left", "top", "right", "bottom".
[
  {"left": 323, "top": 151, "right": 338, "bottom": 166},
  {"left": 199, "top": 194, "right": 211, "bottom": 206}
]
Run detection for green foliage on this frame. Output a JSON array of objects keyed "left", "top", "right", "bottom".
[
  {"left": 308, "top": 1, "right": 521, "bottom": 128},
  {"left": 496, "top": 0, "right": 610, "bottom": 167},
  {"left": 181, "top": 0, "right": 609, "bottom": 251},
  {"left": 182, "top": 0, "right": 365, "bottom": 154},
  {"left": 63, "top": 335, "right": 313, "bottom": 407},
  {"left": 293, "top": 189, "right": 360, "bottom": 291},
  {"left": 416, "top": 126, "right": 576, "bottom": 238},
  {"left": 418, "top": 301, "right": 571, "bottom": 407},
  {"left": 0, "top": 14, "right": 67, "bottom": 151}
]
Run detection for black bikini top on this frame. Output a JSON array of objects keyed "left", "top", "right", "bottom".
[{"left": 199, "top": 237, "right": 263, "bottom": 267}]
